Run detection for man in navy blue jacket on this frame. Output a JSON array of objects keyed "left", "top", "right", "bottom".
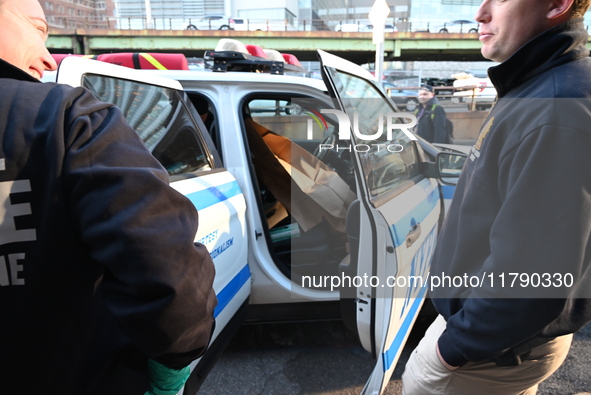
[
  {"left": 0, "top": 0, "right": 216, "bottom": 393},
  {"left": 414, "top": 85, "right": 451, "bottom": 144},
  {"left": 403, "top": 0, "right": 591, "bottom": 393}
]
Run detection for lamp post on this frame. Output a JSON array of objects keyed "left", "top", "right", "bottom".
[
  {"left": 144, "top": 0, "right": 153, "bottom": 29},
  {"left": 369, "top": 0, "right": 390, "bottom": 87}
]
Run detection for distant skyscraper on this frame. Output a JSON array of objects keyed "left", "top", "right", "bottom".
[{"left": 40, "top": 0, "right": 116, "bottom": 29}]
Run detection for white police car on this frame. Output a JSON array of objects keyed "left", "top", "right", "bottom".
[{"left": 50, "top": 43, "right": 464, "bottom": 394}]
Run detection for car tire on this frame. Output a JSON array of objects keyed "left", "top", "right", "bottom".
[
  {"left": 219, "top": 25, "right": 230, "bottom": 30},
  {"left": 468, "top": 28, "right": 478, "bottom": 33},
  {"left": 186, "top": 24, "right": 197, "bottom": 30},
  {"left": 405, "top": 98, "right": 418, "bottom": 111},
  {"left": 439, "top": 28, "right": 448, "bottom": 33}
]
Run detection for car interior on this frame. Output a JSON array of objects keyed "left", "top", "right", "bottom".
[
  {"left": 241, "top": 95, "right": 358, "bottom": 286},
  {"left": 185, "top": 91, "right": 359, "bottom": 286}
]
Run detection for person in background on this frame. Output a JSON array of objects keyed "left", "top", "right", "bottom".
[
  {"left": 0, "top": 0, "right": 216, "bottom": 393},
  {"left": 413, "top": 84, "right": 452, "bottom": 143},
  {"left": 402, "top": 0, "right": 591, "bottom": 393}
]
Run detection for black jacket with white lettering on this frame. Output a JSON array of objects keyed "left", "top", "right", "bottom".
[
  {"left": 431, "top": 19, "right": 591, "bottom": 366},
  {"left": 0, "top": 59, "right": 216, "bottom": 394}
]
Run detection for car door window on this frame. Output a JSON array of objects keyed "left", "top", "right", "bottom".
[
  {"left": 329, "top": 70, "right": 421, "bottom": 197},
  {"left": 247, "top": 98, "right": 335, "bottom": 142},
  {"left": 83, "top": 74, "right": 212, "bottom": 175}
]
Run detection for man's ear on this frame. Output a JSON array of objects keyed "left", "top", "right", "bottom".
[{"left": 547, "top": 0, "right": 575, "bottom": 20}]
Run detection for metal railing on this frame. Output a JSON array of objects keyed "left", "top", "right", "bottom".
[{"left": 44, "top": 15, "right": 487, "bottom": 33}]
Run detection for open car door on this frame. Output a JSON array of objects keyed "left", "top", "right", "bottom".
[
  {"left": 54, "top": 57, "right": 250, "bottom": 393},
  {"left": 318, "top": 50, "right": 441, "bottom": 394}
]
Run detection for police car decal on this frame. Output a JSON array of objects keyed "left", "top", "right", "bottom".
[{"left": 171, "top": 171, "right": 250, "bottom": 321}]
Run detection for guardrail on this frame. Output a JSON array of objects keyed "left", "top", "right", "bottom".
[
  {"left": 46, "top": 15, "right": 485, "bottom": 33},
  {"left": 385, "top": 85, "right": 496, "bottom": 112}
]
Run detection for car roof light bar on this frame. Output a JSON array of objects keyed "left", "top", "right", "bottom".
[
  {"left": 263, "top": 49, "right": 285, "bottom": 63},
  {"left": 206, "top": 39, "right": 307, "bottom": 75},
  {"left": 281, "top": 53, "right": 303, "bottom": 67}
]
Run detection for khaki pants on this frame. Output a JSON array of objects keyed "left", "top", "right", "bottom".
[{"left": 402, "top": 315, "right": 573, "bottom": 395}]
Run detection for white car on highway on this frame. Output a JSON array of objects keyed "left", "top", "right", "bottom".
[{"left": 434, "top": 19, "right": 479, "bottom": 33}]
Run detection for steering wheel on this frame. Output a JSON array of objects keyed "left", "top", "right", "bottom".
[{"left": 312, "top": 133, "right": 337, "bottom": 163}]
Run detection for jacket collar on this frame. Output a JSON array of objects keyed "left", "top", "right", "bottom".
[
  {"left": 417, "top": 97, "right": 438, "bottom": 110},
  {"left": 488, "top": 18, "right": 589, "bottom": 98},
  {"left": 0, "top": 58, "right": 41, "bottom": 83}
]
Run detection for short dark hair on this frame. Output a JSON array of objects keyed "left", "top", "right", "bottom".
[
  {"left": 572, "top": 0, "right": 591, "bottom": 17},
  {"left": 420, "top": 85, "right": 434, "bottom": 93}
]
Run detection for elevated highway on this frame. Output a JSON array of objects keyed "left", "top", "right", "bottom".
[{"left": 47, "top": 29, "right": 492, "bottom": 64}]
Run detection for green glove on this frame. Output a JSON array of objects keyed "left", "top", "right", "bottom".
[{"left": 144, "top": 359, "right": 191, "bottom": 395}]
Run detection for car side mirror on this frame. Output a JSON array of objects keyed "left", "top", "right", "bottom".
[
  {"left": 422, "top": 151, "right": 467, "bottom": 185},
  {"left": 437, "top": 152, "right": 466, "bottom": 185}
]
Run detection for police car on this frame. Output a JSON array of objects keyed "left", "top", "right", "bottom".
[{"left": 48, "top": 42, "right": 465, "bottom": 395}]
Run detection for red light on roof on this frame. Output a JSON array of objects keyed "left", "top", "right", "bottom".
[
  {"left": 281, "top": 53, "right": 302, "bottom": 67},
  {"left": 245, "top": 45, "right": 267, "bottom": 58},
  {"left": 51, "top": 53, "right": 189, "bottom": 70},
  {"left": 96, "top": 53, "right": 189, "bottom": 70}
]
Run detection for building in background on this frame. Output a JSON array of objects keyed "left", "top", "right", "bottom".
[
  {"left": 409, "top": 0, "right": 480, "bottom": 32},
  {"left": 113, "top": 0, "right": 230, "bottom": 29},
  {"left": 39, "top": 0, "right": 590, "bottom": 80},
  {"left": 232, "top": 0, "right": 299, "bottom": 31},
  {"left": 313, "top": 0, "right": 410, "bottom": 32},
  {"left": 41, "top": 0, "right": 591, "bottom": 33},
  {"left": 40, "top": 0, "right": 116, "bottom": 29}
]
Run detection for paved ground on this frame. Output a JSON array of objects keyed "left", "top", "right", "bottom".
[{"left": 199, "top": 316, "right": 591, "bottom": 395}]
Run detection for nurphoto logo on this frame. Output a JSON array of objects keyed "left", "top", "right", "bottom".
[{"left": 306, "top": 109, "right": 417, "bottom": 153}]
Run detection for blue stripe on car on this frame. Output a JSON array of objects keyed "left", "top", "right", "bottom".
[
  {"left": 441, "top": 184, "right": 456, "bottom": 200},
  {"left": 382, "top": 285, "right": 428, "bottom": 371},
  {"left": 214, "top": 264, "right": 250, "bottom": 318},
  {"left": 185, "top": 181, "right": 243, "bottom": 211}
]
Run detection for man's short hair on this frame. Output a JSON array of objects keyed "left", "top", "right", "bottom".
[
  {"left": 420, "top": 85, "right": 435, "bottom": 93},
  {"left": 572, "top": 0, "right": 591, "bottom": 17}
]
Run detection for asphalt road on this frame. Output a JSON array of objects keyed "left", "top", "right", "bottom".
[{"left": 199, "top": 315, "right": 591, "bottom": 395}]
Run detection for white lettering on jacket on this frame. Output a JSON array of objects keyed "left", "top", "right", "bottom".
[
  {"left": 0, "top": 180, "right": 37, "bottom": 246},
  {"left": 0, "top": 179, "right": 37, "bottom": 287},
  {"left": 0, "top": 253, "right": 26, "bottom": 286}
]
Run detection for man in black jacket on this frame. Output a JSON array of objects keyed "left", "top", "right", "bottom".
[
  {"left": 402, "top": 0, "right": 591, "bottom": 394},
  {"left": 0, "top": 0, "right": 216, "bottom": 393},
  {"left": 414, "top": 85, "right": 451, "bottom": 143}
]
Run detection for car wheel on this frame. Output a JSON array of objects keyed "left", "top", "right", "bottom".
[
  {"left": 405, "top": 98, "right": 418, "bottom": 111},
  {"left": 186, "top": 24, "right": 197, "bottom": 30},
  {"left": 439, "top": 28, "right": 448, "bottom": 33},
  {"left": 468, "top": 28, "right": 478, "bottom": 33},
  {"left": 219, "top": 24, "right": 230, "bottom": 30}
]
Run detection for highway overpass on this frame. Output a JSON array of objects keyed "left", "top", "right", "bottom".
[{"left": 47, "top": 29, "right": 492, "bottom": 64}]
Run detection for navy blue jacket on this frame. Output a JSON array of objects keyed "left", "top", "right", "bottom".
[
  {"left": 414, "top": 97, "right": 449, "bottom": 143},
  {"left": 431, "top": 19, "right": 591, "bottom": 366},
  {"left": 0, "top": 59, "right": 216, "bottom": 393}
]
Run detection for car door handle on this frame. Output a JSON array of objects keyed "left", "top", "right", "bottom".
[{"left": 406, "top": 223, "right": 421, "bottom": 248}]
